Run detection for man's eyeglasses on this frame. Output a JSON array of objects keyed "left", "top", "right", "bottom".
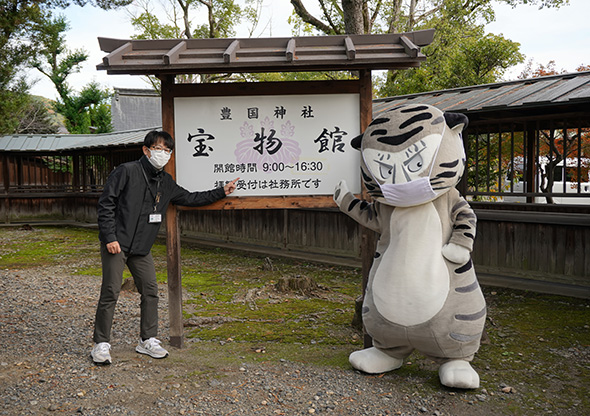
[{"left": 150, "top": 146, "right": 172, "bottom": 155}]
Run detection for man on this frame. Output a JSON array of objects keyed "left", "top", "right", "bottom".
[{"left": 91, "top": 130, "right": 238, "bottom": 365}]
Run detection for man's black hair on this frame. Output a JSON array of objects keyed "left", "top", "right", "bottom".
[{"left": 144, "top": 130, "right": 175, "bottom": 151}]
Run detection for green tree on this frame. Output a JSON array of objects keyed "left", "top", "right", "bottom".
[
  {"left": 53, "top": 81, "right": 112, "bottom": 133},
  {"left": 289, "top": 0, "right": 568, "bottom": 96},
  {"left": 31, "top": 14, "right": 88, "bottom": 100},
  {"left": 0, "top": 0, "right": 131, "bottom": 134},
  {"left": 379, "top": 17, "right": 524, "bottom": 96},
  {"left": 31, "top": 14, "right": 112, "bottom": 133},
  {"left": 0, "top": 1, "right": 46, "bottom": 134}
]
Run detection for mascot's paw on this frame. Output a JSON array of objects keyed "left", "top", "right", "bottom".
[
  {"left": 333, "top": 180, "right": 350, "bottom": 207},
  {"left": 349, "top": 347, "right": 403, "bottom": 374},
  {"left": 439, "top": 360, "right": 480, "bottom": 389},
  {"left": 442, "top": 243, "right": 471, "bottom": 264}
]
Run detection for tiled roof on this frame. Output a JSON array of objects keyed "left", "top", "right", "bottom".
[
  {"left": 373, "top": 71, "right": 590, "bottom": 115},
  {"left": 0, "top": 127, "right": 159, "bottom": 152}
]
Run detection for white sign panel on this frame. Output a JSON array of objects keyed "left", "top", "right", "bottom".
[{"left": 174, "top": 94, "right": 361, "bottom": 197}]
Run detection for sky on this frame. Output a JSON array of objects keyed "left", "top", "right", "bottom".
[{"left": 26, "top": 0, "right": 590, "bottom": 101}]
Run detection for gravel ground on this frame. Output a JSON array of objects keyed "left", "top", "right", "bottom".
[{"left": 0, "top": 263, "right": 579, "bottom": 416}]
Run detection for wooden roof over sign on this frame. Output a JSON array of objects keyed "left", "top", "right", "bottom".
[{"left": 96, "top": 29, "right": 435, "bottom": 75}]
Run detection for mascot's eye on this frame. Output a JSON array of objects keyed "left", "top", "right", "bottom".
[
  {"left": 377, "top": 161, "right": 393, "bottom": 179},
  {"left": 405, "top": 153, "right": 424, "bottom": 173}
]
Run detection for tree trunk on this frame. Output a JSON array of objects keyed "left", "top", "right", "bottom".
[{"left": 342, "top": 0, "right": 364, "bottom": 34}]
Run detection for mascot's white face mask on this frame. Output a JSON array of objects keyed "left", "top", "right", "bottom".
[
  {"left": 379, "top": 176, "right": 437, "bottom": 207},
  {"left": 148, "top": 149, "right": 171, "bottom": 170}
]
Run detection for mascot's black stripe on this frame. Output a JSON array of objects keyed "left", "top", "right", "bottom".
[
  {"left": 453, "top": 200, "right": 469, "bottom": 210},
  {"left": 455, "top": 307, "right": 487, "bottom": 321},
  {"left": 401, "top": 105, "right": 429, "bottom": 113},
  {"left": 369, "top": 117, "right": 390, "bottom": 126},
  {"left": 440, "top": 159, "right": 460, "bottom": 168},
  {"left": 377, "top": 126, "right": 423, "bottom": 146},
  {"left": 455, "top": 259, "right": 473, "bottom": 274},
  {"left": 399, "top": 112, "right": 432, "bottom": 129},
  {"left": 455, "top": 280, "right": 480, "bottom": 293},
  {"left": 435, "top": 171, "right": 457, "bottom": 178},
  {"left": 371, "top": 129, "right": 388, "bottom": 137},
  {"left": 348, "top": 199, "right": 360, "bottom": 211},
  {"left": 361, "top": 168, "right": 373, "bottom": 182},
  {"left": 453, "top": 224, "right": 471, "bottom": 230},
  {"left": 450, "top": 332, "right": 481, "bottom": 342}
]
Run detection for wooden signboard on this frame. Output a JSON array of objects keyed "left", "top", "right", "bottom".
[{"left": 174, "top": 93, "right": 361, "bottom": 199}]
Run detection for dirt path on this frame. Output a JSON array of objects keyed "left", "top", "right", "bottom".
[{"left": 0, "top": 262, "right": 585, "bottom": 415}]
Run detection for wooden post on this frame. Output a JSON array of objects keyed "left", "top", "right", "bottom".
[
  {"left": 359, "top": 69, "right": 375, "bottom": 349},
  {"left": 161, "top": 75, "right": 184, "bottom": 349},
  {"left": 525, "top": 124, "right": 536, "bottom": 203},
  {"left": 73, "top": 152, "right": 82, "bottom": 192},
  {"left": 2, "top": 154, "right": 10, "bottom": 223}
]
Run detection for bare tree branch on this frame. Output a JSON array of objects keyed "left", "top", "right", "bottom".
[
  {"left": 290, "top": 0, "right": 337, "bottom": 34},
  {"left": 318, "top": 0, "right": 342, "bottom": 33},
  {"left": 177, "top": 0, "right": 192, "bottom": 38}
]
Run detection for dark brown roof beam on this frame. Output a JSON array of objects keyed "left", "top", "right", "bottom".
[
  {"left": 224, "top": 40, "right": 240, "bottom": 63},
  {"left": 399, "top": 35, "right": 419, "bottom": 58},
  {"left": 344, "top": 37, "right": 356, "bottom": 60},
  {"left": 164, "top": 41, "right": 187, "bottom": 65},
  {"left": 286, "top": 38, "right": 296, "bottom": 62},
  {"left": 102, "top": 42, "right": 132, "bottom": 66}
]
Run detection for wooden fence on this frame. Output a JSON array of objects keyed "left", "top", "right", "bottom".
[{"left": 3, "top": 192, "right": 587, "bottom": 298}]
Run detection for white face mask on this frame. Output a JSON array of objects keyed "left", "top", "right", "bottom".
[
  {"left": 379, "top": 177, "right": 437, "bottom": 207},
  {"left": 148, "top": 149, "right": 171, "bottom": 170}
]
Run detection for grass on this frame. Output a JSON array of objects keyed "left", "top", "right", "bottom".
[
  {"left": 0, "top": 226, "right": 97, "bottom": 268},
  {"left": 1, "top": 225, "right": 588, "bottom": 414},
  {"left": 476, "top": 288, "right": 590, "bottom": 414}
]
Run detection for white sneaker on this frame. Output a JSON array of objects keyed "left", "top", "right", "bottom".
[
  {"left": 135, "top": 337, "right": 169, "bottom": 359},
  {"left": 91, "top": 342, "right": 112, "bottom": 365}
]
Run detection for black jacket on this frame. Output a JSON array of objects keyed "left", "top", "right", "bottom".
[{"left": 98, "top": 156, "right": 226, "bottom": 256}]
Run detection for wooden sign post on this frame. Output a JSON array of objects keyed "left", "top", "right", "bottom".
[{"left": 162, "top": 78, "right": 371, "bottom": 348}]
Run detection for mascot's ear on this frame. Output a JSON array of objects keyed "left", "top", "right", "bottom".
[
  {"left": 444, "top": 112, "right": 469, "bottom": 134},
  {"left": 351, "top": 134, "right": 363, "bottom": 150}
]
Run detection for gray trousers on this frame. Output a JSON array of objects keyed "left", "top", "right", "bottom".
[{"left": 93, "top": 245, "right": 159, "bottom": 343}]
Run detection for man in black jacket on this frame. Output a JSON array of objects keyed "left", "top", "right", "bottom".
[{"left": 92, "top": 130, "right": 238, "bottom": 365}]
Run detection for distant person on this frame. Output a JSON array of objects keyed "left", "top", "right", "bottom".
[{"left": 91, "top": 130, "right": 238, "bottom": 365}]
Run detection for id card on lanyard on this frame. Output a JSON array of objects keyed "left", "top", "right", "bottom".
[{"left": 140, "top": 164, "right": 162, "bottom": 224}]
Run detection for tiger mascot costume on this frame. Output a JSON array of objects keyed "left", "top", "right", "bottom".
[{"left": 334, "top": 104, "right": 486, "bottom": 389}]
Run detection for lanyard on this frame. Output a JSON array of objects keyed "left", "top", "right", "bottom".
[{"left": 140, "top": 163, "right": 162, "bottom": 213}]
